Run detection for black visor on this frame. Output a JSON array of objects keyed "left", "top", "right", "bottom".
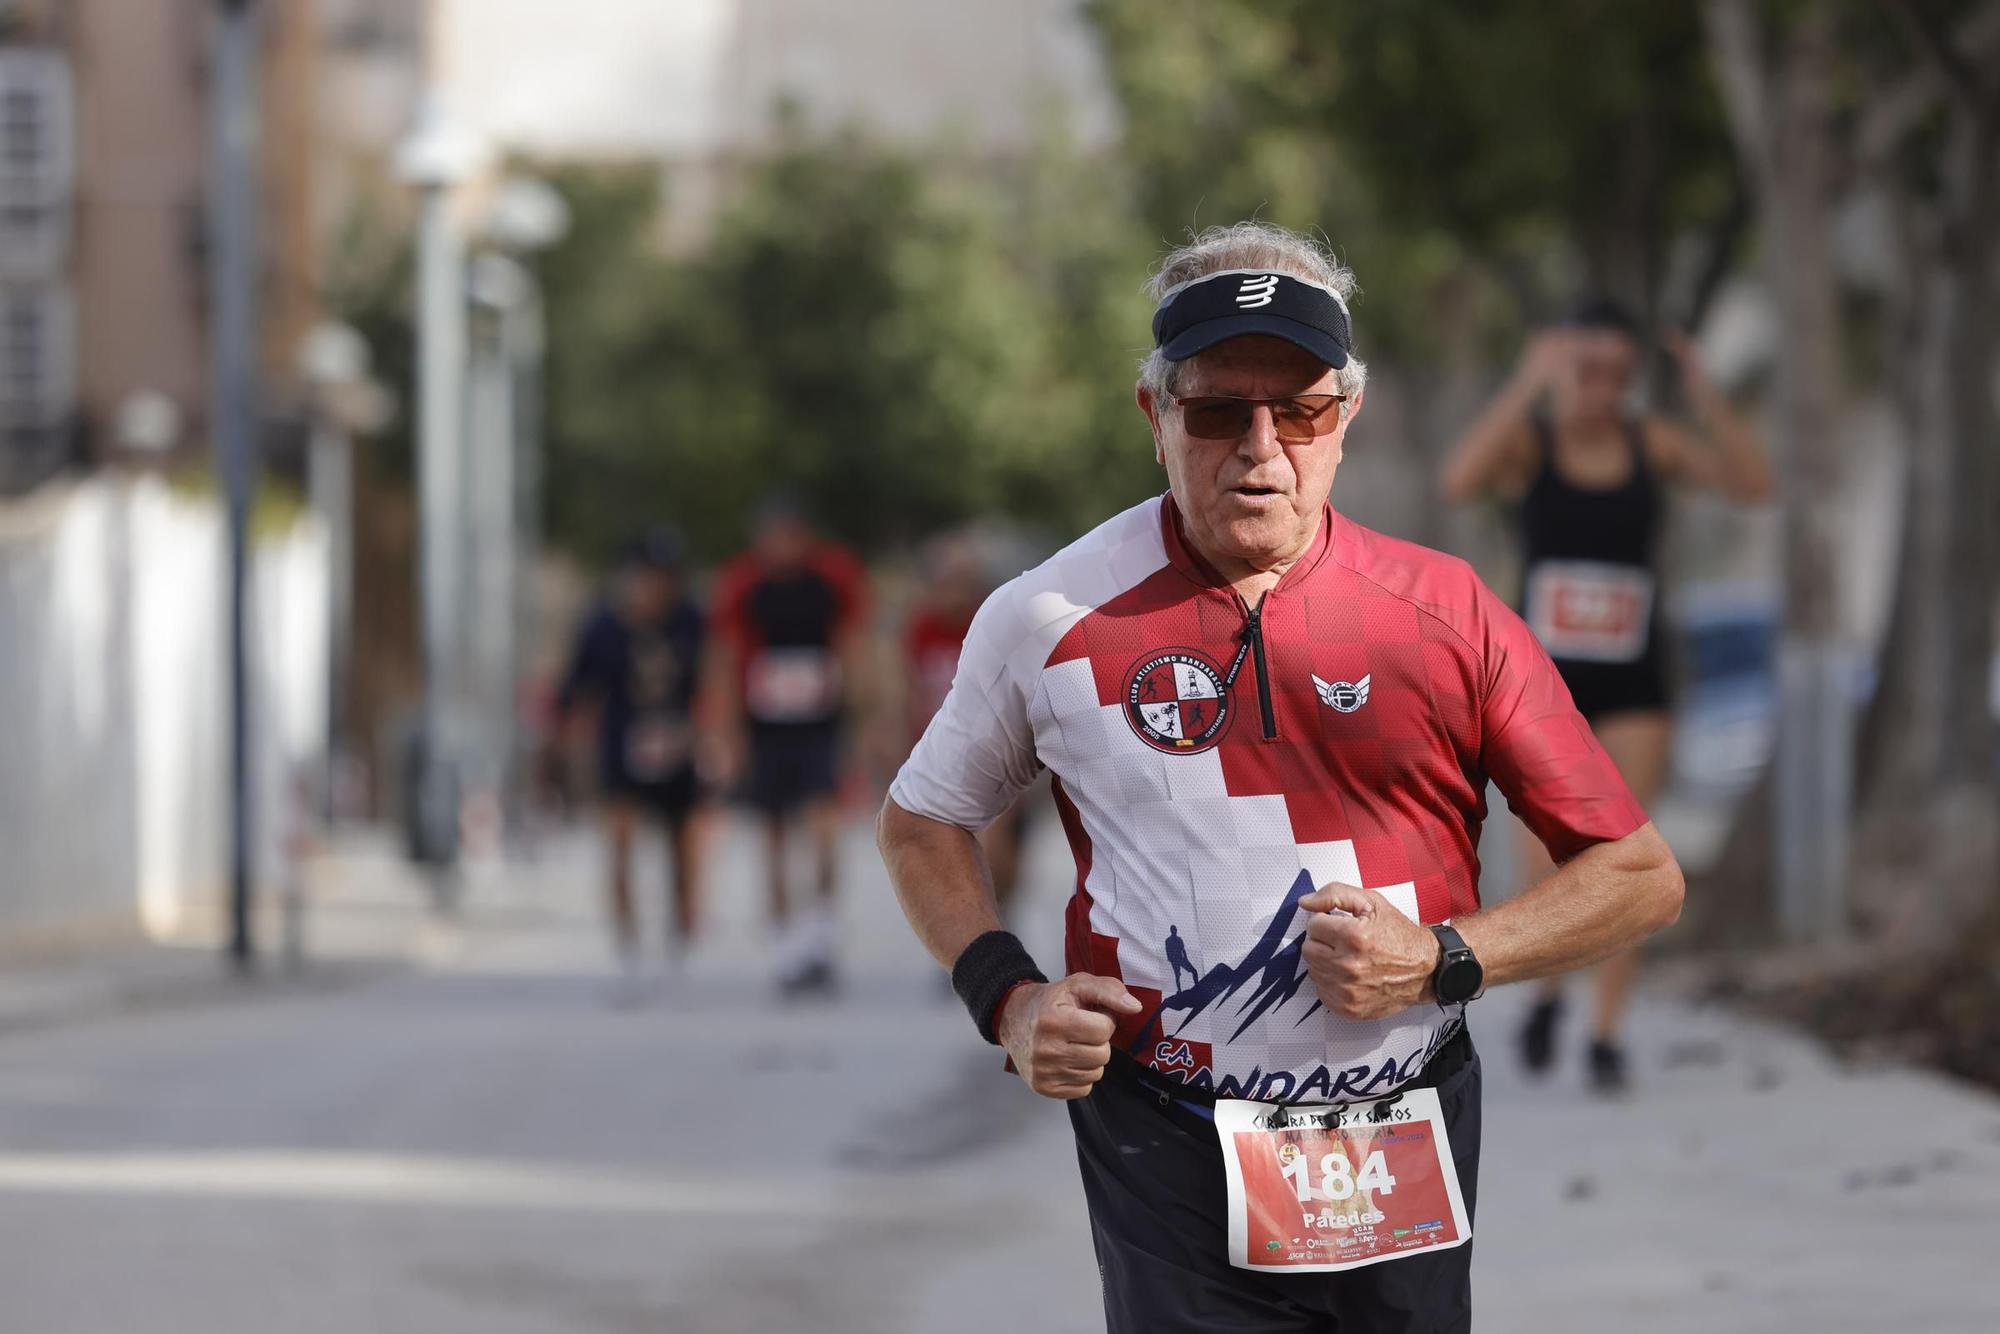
[{"left": 1150, "top": 269, "right": 1352, "bottom": 369}]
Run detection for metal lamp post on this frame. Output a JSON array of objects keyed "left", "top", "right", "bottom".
[
  {"left": 396, "top": 100, "right": 487, "bottom": 875},
  {"left": 210, "top": 0, "right": 260, "bottom": 968},
  {"left": 468, "top": 178, "right": 569, "bottom": 844},
  {"left": 296, "top": 321, "right": 384, "bottom": 826}
]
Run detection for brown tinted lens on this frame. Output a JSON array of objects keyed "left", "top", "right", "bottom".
[
  {"left": 1176, "top": 395, "right": 1343, "bottom": 441},
  {"left": 1270, "top": 395, "right": 1342, "bottom": 441},
  {"left": 1179, "top": 399, "right": 1255, "bottom": 439}
]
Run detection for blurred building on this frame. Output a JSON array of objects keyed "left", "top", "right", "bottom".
[
  {"left": 429, "top": 0, "right": 1116, "bottom": 246},
  {"left": 0, "top": 0, "right": 327, "bottom": 495}
]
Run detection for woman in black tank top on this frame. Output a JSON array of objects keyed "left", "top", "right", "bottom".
[{"left": 1441, "top": 298, "right": 1772, "bottom": 1093}]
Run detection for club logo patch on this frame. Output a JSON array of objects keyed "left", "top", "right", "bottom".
[
  {"left": 1126, "top": 651, "right": 1232, "bottom": 753},
  {"left": 1312, "top": 672, "right": 1372, "bottom": 713}
]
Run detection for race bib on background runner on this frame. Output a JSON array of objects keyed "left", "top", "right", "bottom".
[
  {"left": 624, "top": 714, "right": 690, "bottom": 781},
  {"left": 745, "top": 647, "right": 841, "bottom": 723},
  {"left": 1216, "top": 1088, "right": 1471, "bottom": 1273},
  {"left": 1524, "top": 561, "right": 1655, "bottom": 663}
]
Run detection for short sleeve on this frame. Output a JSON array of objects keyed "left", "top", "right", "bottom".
[
  {"left": 557, "top": 609, "right": 618, "bottom": 711},
  {"left": 1476, "top": 582, "right": 1648, "bottom": 862},
  {"left": 821, "top": 545, "right": 869, "bottom": 639},
  {"left": 709, "top": 559, "right": 754, "bottom": 653},
  {"left": 888, "top": 583, "right": 1040, "bottom": 831}
]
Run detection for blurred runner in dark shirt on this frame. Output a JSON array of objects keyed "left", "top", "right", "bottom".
[
  {"left": 707, "top": 500, "right": 868, "bottom": 997},
  {"left": 553, "top": 529, "right": 708, "bottom": 1000}
]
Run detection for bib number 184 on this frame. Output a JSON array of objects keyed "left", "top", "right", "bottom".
[
  {"left": 1279, "top": 1147, "right": 1397, "bottom": 1203},
  {"left": 1216, "top": 1087, "right": 1471, "bottom": 1273}
]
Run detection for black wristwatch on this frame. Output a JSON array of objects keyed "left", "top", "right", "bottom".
[{"left": 1429, "top": 923, "right": 1484, "bottom": 1007}]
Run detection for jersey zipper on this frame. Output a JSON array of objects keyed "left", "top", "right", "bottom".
[{"left": 1238, "top": 596, "right": 1279, "bottom": 740}]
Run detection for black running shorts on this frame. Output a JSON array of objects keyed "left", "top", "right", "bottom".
[{"left": 1067, "top": 1030, "right": 1482, "bottom": 1334}]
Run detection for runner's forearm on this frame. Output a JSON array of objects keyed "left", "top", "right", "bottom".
[
  {"left": 876, "top": 797, "right": 1009, "bottom": 969},
  {"left": 1439, "top": 369, "right": 1537, "bottom": 502},
  {"left": 700, "top": 640, "right": 742, "bottom": 731},
  {"left": 1686, "top": 383, "right": 1774, "bottom": 501},
  {"left": 1452, "top": 822, "right": 1681, "bottom": 987}
]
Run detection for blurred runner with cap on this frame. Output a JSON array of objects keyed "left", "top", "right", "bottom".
[
  {"left": 1441, "top": 299, "right": 1771, "bottom": 1092},
  {"left": 552, "top": 528, "right": 709, "bottom": 1001},
  {"left": 708, "top": 499, "right": 869, "bottom": 998},
  {"left": 878, "top": 223, "right": 1685, "bottom": 1333}
]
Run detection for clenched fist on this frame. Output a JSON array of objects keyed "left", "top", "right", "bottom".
[
  {"left": 1300, "top": 884, "right": 1441, "bottom": 1021},
  {"left": 996, "top": 972, "right": 1142, "bottom": 1100}
]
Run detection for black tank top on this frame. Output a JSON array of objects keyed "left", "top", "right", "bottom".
[
  {"left": 1515, "top": 414, "right": 1668, "bottom": 689},
  {"left": 1518, "top": 414, "right": 1662, "bottom": 574}
]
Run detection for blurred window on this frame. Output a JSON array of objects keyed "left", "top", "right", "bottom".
[
  {"left": 0, "top": 284, "right": 70, "bottom": 431},
  {"left": 0, "top": 49, "right": 71, "bottom": 210},
  {"left": 0, "top": 49, "right": 68, "bottom": 282}
]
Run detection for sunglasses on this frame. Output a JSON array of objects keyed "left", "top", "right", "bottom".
[{"left": 1171, "top": 393, "right": 1348, "bottom": 443}]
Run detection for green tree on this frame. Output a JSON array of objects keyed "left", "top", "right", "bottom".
[
  {"left": 1087, "top": 0, "right": 1739, "bottom": 331},
  {"left": 538, "top": 120, "right": 1164, "bottom": 564}
]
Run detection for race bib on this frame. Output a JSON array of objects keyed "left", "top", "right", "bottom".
[
  {"left": 1525, "top": 561, "right": 1655, "bottom": 663},
  {"left": 745, "top": 647, "right": 841, "bottom": 723},
  {"left": 624, "top": 715, "right": 690, "bottom": 780},
  {"left": 1216, "top": 1087, "right": 1471, "bottom": 1273}
]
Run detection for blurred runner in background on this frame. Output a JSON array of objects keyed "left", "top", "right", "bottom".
[
  {"left": 551, "top": 528, "right": 710, "bottom": 1002},
  {"left": 900, "top": 532, "right": 1036, "bottom": 925},
  {"left": 1441, "top": 299, "right": 1771, "bottom": 1092},
  {"left": 708, "top": 499, "right": 868, "bottom": 998}
]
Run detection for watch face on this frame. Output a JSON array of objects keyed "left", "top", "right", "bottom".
[{"left": 1439, "top": 956, "right": 1483, "bottom": 1003}]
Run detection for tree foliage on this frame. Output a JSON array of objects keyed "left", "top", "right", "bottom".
[
  {"left": 535, "top": 123, "right": 1162, "bottom": 567},
  {"left": 1086, "top": 0, "right": 1738, "bottom": 335}
]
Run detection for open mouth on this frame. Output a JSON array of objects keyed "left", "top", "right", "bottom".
[{"left": 1233, "top": 486, "right": 1280, "bottom": 498}]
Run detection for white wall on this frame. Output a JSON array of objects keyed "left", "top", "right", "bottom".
[{"left": 0, "top": 476, "right": 326, "bottom": 947}]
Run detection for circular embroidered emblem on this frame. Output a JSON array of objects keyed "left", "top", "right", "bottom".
[{"left": 1125, "top": 650, "right": 1232, "bottom": 754}]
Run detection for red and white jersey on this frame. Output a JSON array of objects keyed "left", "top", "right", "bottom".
[{"left": 891, "top": 495, "right": 1647, "bottom": 1102}]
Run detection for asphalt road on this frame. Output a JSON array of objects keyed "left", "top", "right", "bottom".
[{"left": 0, "top": 815, "right": 1994, "bottom": 1333}]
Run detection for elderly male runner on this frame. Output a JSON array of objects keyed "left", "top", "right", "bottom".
[{"left": 877, "top": 222, "right": 1683, "bottom": 1333}]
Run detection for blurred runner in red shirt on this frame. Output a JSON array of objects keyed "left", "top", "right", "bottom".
[
  {"left": 708, "top": 499, "right": 868, "bottom": 997},
  {"left": 901, "top": 533, "right": 1035, "bottom": 923}
]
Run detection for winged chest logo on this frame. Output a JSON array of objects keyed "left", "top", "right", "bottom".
[
  {"left": 1312, "top": 672, "right": 1371, "bottom": 714},
  {"left": 1126, "top": 651, "right": 1232, "bottom": 753}
]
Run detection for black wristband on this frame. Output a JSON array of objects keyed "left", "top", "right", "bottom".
[{"left": 951, "top": 930, "right": 1047, "bottom": 1045}]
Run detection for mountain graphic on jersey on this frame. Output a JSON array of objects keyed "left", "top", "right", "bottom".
[
  {"left": 1133, "top": 869, "right": 1323, "bottom": 1055},
  {"left": 1125, "top": 651, "right": 1232, "bottom": 753}
]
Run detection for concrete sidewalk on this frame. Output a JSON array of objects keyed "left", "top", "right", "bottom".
[
  {"left": 644, "top": 811, "right": 2000, "bottom": 1334},
  {"left": 441, "top": 813, "right": 2000, "bottom": 1333},
  {"left": 0, "top": 830, "right": 455, "bottom": 1035}
]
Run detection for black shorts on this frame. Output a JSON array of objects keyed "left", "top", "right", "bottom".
[
  {"left": 1551, "top": 628, "right": 1670, "bottom": 724},
  {"left": 605, "top": 766, "right": 700, "bottom": 826},
  {"left": 746, "top": 722, "right": 841, "bottom": 815},
  {"left": 1068, "top": 1031, "right": 1482, "bottom": 1334}
]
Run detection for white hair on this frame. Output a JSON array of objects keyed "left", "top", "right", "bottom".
[{"left": 1137, "top": 222, "right": 1368, "bottom": 406}]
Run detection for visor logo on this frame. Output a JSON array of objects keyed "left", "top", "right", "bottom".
[{"left": 1236, "top": 274, "right": 1280, "bottom": 308}]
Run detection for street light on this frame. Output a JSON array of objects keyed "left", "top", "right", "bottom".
[
  {"left": 396, "top": 99, "right": 488, "bottom": 875},
  {"left": 297, "top": 321, "right": 386, "bottom": 829},
  {"left": 466, "top": 178, "right": 568, "bottom": 851},
  {"left": 484, "top": 176, "right": 572, "bottom": 253},
  {"left": 210, "top": 0, "right": 260, "bottom": 969}
]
